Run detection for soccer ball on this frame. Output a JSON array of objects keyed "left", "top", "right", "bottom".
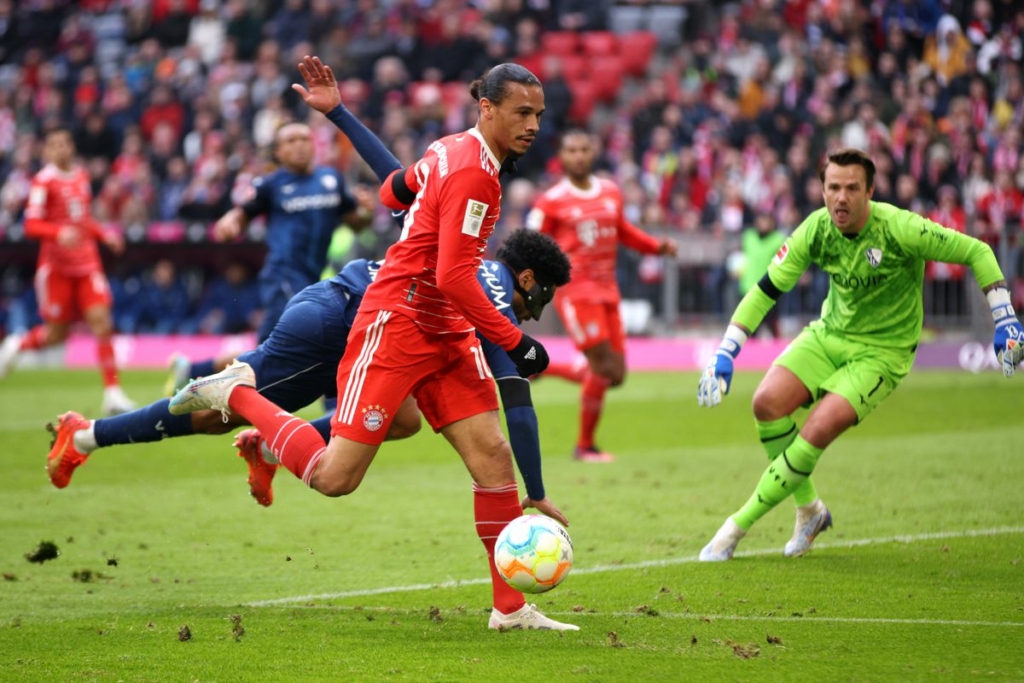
[{"left": 494, "top": 514, "right": 573, "bottom": 594}]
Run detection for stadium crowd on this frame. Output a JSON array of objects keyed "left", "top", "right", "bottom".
[{"left": 0, "top": 0, "right": 1023, "bottom": 336}]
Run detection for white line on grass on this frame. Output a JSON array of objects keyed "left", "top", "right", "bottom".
[
  {"left": 247, "top": 525, "right": 1024, "bottom": 607},
  {"left": 249, "top": 604, "right": 1024, "bottom": 629}
]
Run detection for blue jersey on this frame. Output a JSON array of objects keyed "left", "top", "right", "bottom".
[{"left": 243, "top": 166, "right": 356, "bottom": 283}]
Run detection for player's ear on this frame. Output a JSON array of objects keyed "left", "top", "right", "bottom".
[{"left": 518, "top": 268, "right": 535, "bottom": 290}]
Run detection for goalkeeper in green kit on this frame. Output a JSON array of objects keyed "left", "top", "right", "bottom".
[{"left": 696, "top": 148, "right": 1024, "bottom": 561}]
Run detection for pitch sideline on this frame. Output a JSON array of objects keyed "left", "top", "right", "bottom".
[{"left": 247, "top": 525, "right": 1024, "bottom": 608}]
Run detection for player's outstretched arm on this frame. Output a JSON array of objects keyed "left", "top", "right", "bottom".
[
  {"left": 985, "top": 283, "right": 1024, "bottom": 378},
  {"left": 293, "top": 54, "right": 405, "bottom": 186}
]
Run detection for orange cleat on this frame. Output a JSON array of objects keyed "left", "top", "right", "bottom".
[
  {"left": 572, "top": 445, "right": 615, "bottom": 463},
  {"left": 46, "top": 412, "right": 91, "bottom": 488},
  {"left": 234, "top": 429, "right": 277, "bottom": 507}
]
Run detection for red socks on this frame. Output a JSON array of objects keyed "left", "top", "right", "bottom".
[
  {"left": 19, "top": 325, "right": 48, "bottom": 351},
  {"left": 578, "top": 371, "right": 610, "bottom": 450},
  {"left": 228, "top": 386, "right": 327, "bottom": 485},
  {"left": 97, "top": 338, "right": 119, "bottom": 387},
  {"left": 473, "top": 482, "right": 525, "bottom": 614}
]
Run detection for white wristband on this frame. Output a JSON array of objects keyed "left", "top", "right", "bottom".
[
  {"left": 987, "top": 288, "right": 1014, "bottom": 322},
  {"left": 719, "top": 324, "right": 748, "bottom": 358}
]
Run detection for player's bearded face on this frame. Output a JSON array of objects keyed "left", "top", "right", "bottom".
[
  {"left": 490, "top": 84, "right": 544, "bottom": 158},
  {"left": 559, "top": 136, "right": 594, "bottom": 180},
  {"left": 45, "top": 133, "right": 75, "bottom": 168},
  {"left": 822, "top": 163, "right": 873, "bottom": 234}
]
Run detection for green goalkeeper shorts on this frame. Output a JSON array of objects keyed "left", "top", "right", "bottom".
[{"left": 774, "top": 323, "right": 916, "bottom": 423}]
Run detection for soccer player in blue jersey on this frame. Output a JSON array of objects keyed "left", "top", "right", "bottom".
[
  {"left": 696, "top": 148, "right": 1024, "bottom": 562},
  {"left": 166, "top": 117, "right": 375, "bottom": 386}
]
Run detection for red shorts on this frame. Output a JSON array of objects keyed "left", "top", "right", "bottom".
[
  {"left": 331, "top": 310, "right": 499, "bottom": 445},
  {"left": 554, "top": 296, "right": 625, "bottom": 353},
  {"left": 34, "top": 265, "right": 112, "bottom": 324}
]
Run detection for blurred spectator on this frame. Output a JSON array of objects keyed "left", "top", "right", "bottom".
[
  {"left": 152, "top": 0, "right": 194, "bottom": 50},
  {"left": 120, "top": 259, "right": 192, "bottom": 333},
  {"left": 187, "top": 0, "right": 225, "bottom": 66},
  {"left": 189, "top": 261, "right": 260, "bottom": 334}
]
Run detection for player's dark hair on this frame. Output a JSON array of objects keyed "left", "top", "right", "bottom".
[
  {"left": 44, "top": 125, "right": 75, "bottom": 142},
  {"left": 559, "top": 128, "right": 592, "bottom": 148},
  {"left": 469, "top": 63, "right": 541, "bottom": 104},
  {"left": 497, "top": 228, "right": 571, "bottom": 288},
  {"left": 820, "top": 148, "right": 876, "bottom": 189}
]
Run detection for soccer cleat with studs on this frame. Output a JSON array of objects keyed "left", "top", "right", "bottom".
[
  {"left": 784, "top": 500, "right": 833, "bottom": 557},
  {"left": 168, "top": 359, "right": 255, "bottom": 420},
  {"left": 488, "top": 603, "right": 579, "bottom": 631},
  {"left": 234, "top": 429, "right": 278, "bottom": 507},
  {"left": 572, "top": 445, "right": 615, "bottom": 463},
  {"left": 46, "top": 411, "right": 92, "bottom": 488},
  {"left": 699, "top": 517, "right": 746, "bottom": 562}
]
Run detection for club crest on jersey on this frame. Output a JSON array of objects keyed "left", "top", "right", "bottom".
[
  {"left": 772, "top": 243, "right": 789, "bottom": 265},
  {"left": 321, "top": 175, "right": 337, "bottom": 190},
  {"left": 462, "top": 200, "right": 488, "bottom": 237},
  {"left": 361, "top": 404, "right": 389, "bottom": 432},
  {"left": 865, "top": 248, "right": 883, "bottom": 268}
]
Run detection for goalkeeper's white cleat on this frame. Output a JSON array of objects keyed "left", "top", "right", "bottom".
[
  {"left": 168, "top": 359, "right": 255, "bottom": 418},
  {"left": 102, "top": 386, "right": 137, "bottom": 416},
  {"left": 0, "top": 333, "right": 23, "bottom": 379},
  {"left": 784, "top": 499, "right": 833, "bottom": 558},
  {"left": 699, "top": 517, "right": 746, "bottom": 562},
  {"left": 488, "top": 603, "right": 579, "bottom": 631}
]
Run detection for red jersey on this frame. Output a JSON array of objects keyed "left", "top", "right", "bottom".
[
  {"left": 363, "top": 128, "right": 522, "bottom": 350},
  {"left": 24, "top": 164, "right": 104, "bottom": 277},
  {"left": 527, "top": 176, "right": 662, "bottom": 303}
]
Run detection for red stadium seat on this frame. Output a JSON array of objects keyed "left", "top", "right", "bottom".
[
  {"left": 442, "top": 81, "right": 470, "bottom": 109},
  {"left": 590, "top": 54, "right": 625, "bottom": 102},
  {"left": 618, "top": 31, "right": 658, "bottom": 78},
  {"left": 567, "top": 79, "right": 598, "bottom": 125},
  {"left": 541, "top": 31, "right": 579, "bottom": 56},
  {"left": 580, "top": 31, "right": 619, "bottom": 57},
  {"left": 544, "top": 54, "right": 585, "bottom": 83}
]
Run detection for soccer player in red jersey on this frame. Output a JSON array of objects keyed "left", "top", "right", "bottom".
[
  {"left": 527, "top": 130, "right": 678, "bottom": 462},
  {"left": 169, "top": 57, "right": 576, "bottom": 631},
  {"left": 0, "top": 128, "right": 135, "bottom": 415}
]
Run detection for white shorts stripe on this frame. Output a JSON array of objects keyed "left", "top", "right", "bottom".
[
  {"left": 339, "top": 310, "right": 391, "bottom": 425},
  {"left": 561, "top": 299, "right": 586, "bottom": 345}
]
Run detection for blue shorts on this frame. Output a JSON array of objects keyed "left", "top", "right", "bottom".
[
  {"left": 240, "top": 279, "right": 358, "bottom": 412},
  {"left": 256, "top": 269, "right": 317, "bottom": 343}
]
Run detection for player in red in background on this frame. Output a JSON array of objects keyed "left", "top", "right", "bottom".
[
  {"left": 527, "top": 130, "right": 678, "bottom": 462},
  {"left": 169, "top": 57, "right": 576, "bottom": 631},
  {"left": 0, "top": 127, "right": 135, "bottom": 415}
]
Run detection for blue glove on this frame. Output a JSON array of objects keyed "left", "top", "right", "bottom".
[
  {"left": 991, "top": 296, "right": 1024, "bottom": 378},
  {"left": 697, "top": 326, "right": 746, "bottom": 408}
]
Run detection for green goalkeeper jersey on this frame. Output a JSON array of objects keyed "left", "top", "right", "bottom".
[{"left": 767, "top": 201, "right": 1004, "bottom": 349}]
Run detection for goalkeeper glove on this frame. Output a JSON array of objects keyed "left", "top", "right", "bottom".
[
  {"left": 697, "top": 324, "right": 747, "bottom": 407},
  {"left": 988, "top": 288, "right": 1024, "bottom": 378}
]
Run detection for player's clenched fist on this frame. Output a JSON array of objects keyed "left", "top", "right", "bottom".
[{"left": 510, "top": 332, "right": 549, "bottom": 377}]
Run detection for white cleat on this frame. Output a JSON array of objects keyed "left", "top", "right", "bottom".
[
  {"left": 488, "top": 604, "right": 580, "bottom": 631},
  {"left": 699, "top": 517, "right": 746, "bottom": 562},
  {"left": 168, "top": 359, "right": 255, "bottom": 418},
  {"left": 101, "top": 386, "right": 137, "bottom": 416},
  {"left": 0, "top": 333, "right": 23, "bottom": 379},
  {"left": 163, "top": 352, "right": 191, "bottom": 396},
  {"left": 784, "top": 500, "right": 833, "bottom": 558}
]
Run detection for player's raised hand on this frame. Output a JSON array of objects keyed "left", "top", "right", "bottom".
[
  {"left": 213, "top": 209, "right": 244, "bottom": 241},
  {"left": 292, "top": 55, "right": 341, "bottom": 115},
  {"left": 522, "top": 496, "right": 569, "bottom": 527}
]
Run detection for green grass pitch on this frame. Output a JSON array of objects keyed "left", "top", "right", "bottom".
[{"left": 1, "top": 367, "right": 1022, "bottom": 682}]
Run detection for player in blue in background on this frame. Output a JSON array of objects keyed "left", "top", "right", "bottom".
[
  {"left": 166, "top": 119, "right": 375, "bottom": 389},
  {"left": 46, "top": 78, "right": 573, "bottom": 524}
]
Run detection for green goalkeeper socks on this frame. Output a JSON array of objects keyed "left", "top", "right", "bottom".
[
  {"left": 733, "top": 436, "right": 824, "bottom": 531},
  {"left": 756, "top": 417, "right": 819, "bottom": 507}
]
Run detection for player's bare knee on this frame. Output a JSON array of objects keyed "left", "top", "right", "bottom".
[
  {"left": 385, "top": 417, "right": 422, "bottom": 441},
  {"left": 312, "top": 473, "right": 361, "bottom": 497},
  {"left": 751, "top": 387, "right": 786, "bottom": 421}
]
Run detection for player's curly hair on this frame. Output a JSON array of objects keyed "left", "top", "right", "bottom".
[
  {"left": 497, "top": 229, "right": 571, "bottom": 287},
  {"left": 469, "top": 63, "right": 542, "bottom": 104}
]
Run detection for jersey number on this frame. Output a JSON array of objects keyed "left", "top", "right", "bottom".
[{"left": 469, "top": 344, "right": 493, "bottom": 380}]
